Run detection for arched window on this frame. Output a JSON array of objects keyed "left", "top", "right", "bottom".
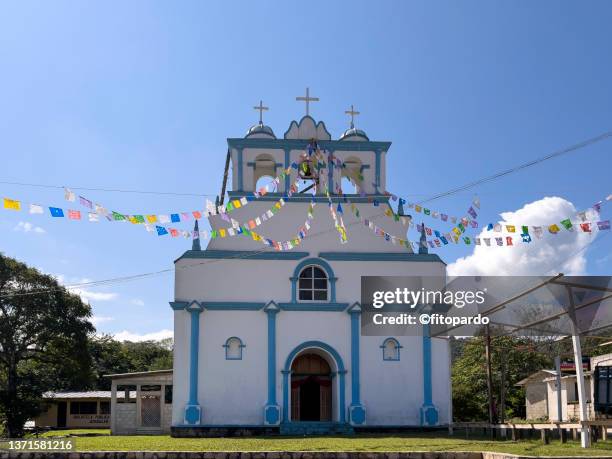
[
  {"left": 298, "top": 265, "right": 328, "bottom": 302},
  {"left": 255, "top": 175, "right": 275, "bottom": 192},
  {"left": 381, "top": 338, "right": 401, "bottom": 361},
  {"left": 341, "top": 157, "right": 362, "bottom": 194},
  {"left": 224, "top": 337, "right": 245, "bottom": 360}
]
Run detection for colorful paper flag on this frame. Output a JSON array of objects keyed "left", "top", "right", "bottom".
[
  {"left": 506, "top": 225, "right": 516, "bottom": 233},
  {"left": 156, "top": 226, "right": 168, "bottom": 236},
  {"left": 548, "top": 224, "right": 560, "bottom": 234},
  {"left": 170, "top": 214, "right": 180, "bottom": 223},
  {"left": 580, "top": 223, "right": 592, "bottom": 233},
  {"left": 68, "top": 210, "right": 81, "bottom": 220},
  {"left": 88, "top": 212, "right": 99, "bottom": 222},
  {"left": 561, "top": 219, "right": 573, "bottom": 230},
  {"left": 3, "top": 198, "right": 21, "bottom": 211},
  {"left": 29, "top": 204, "right": 44, "bottom": 214},
  {"left": 64, "top": 188, "right": 76, "bottom": 202},
  {"left": 49, "top": 207, "right": 64, "bottom": 217},
  {"left": 112, "top": 211, "right": 125, "bottom": 221},
  {"left": 79, "top": 196, "right": 93, "bottom": 209},
  {"left": 597, "top": 220, "right": 610, "bottom": 230}
]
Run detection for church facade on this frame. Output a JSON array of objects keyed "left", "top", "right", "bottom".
[{"left": 170, "top": 96, "right": 451, "bottom": 435}]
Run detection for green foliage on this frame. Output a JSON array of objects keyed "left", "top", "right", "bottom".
[
  {"left": 0, "top": 254, "right": 94, "bottom": 437},
  {"left": 33, "top": 430, "right": 612, "bottom": 455},
  {"left": 451, "top": 336, "right": 552, "bottom": 422},
  {"left": 88, "top": 335, "right": 173, "bottom": 390}
]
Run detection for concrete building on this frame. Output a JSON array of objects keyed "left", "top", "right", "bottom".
[
  {"left": 170, "top": 100, "right": 452, "bottom": 436},
  {"left": 34, "top": 392, "right": 111, "bottom": 429},
  {"left": 108, "top": 369, "right": 173, "bottom": 435},
  {"left": 517, "top": 353, "right": 612, "bottom": 421}
]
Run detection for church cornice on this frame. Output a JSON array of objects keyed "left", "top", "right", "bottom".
[
  {"left": 174, "top": 249, "right": 309, "bottom": 263},
  {"left": 318, "top": 252, "right": 446, "bottom": 265},
  {"left": 227, "top": 137, "right": 391, "bottom": 152}
]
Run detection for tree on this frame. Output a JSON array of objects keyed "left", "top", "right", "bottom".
[
  {"left": 452, "top": 336, "right": 551, "bottom": 421},
  {"left": 0, "top": 254, "right": 94, "bottom": 437},
  {"left": 88, "top": 335, "right": 173, "bottom": 390}
]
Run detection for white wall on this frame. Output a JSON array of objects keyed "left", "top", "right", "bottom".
[{"left": 172, "top": 194, "right": 449, "bottom": 426}]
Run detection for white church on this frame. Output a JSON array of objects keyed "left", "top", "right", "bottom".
[{"left": 170, "top": 90, "right": 451, "bottom": 436}]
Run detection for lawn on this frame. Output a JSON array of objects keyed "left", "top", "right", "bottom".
[{"left": 31, "top": 430, "right": 612, "bottom": 456}]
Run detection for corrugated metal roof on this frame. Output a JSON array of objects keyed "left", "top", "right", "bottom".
[
  {"left": 42, "top": 391, "right": 111, "bottom": 399},
  {"left": 104, "top": 369, "right": 173, "bottom": 379},
  {"left": 42, "top": 390, "right": 138, "bottom": 399}
]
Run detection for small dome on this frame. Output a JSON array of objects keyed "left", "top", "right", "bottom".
[
  {"left": 339, "top": 127, "right": 369, "bottom": 141},
  {"left": 245, "top": 123, "right": 276, "bottom": 139}
]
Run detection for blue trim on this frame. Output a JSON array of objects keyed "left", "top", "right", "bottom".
[
  {"left": 327, "top": 149, "right": 334, "bottom": 193},
  {"left": 282, "top": 340, "right": 346, "bottom": 423},
  {"left": 291, "top": 257, "right": 337, "bottom": 303},
  {"left": 226, "top": 192, "right": 390, "bottom": 204},
  {"left": 237, "top": 148, "right": 244, "bottom": 191},
  {"left": 175, "top": 250, "right": 309, "bottom": 263},
  {"left": 347, "top": 303, "right": 365, "bottom": 425},
  {"left": 319, "top": 252, "right": 445, "bottom": 264},
  {"left": 278, "top": 302, "right": 348, "bottom": 312},
  {"left": 185, "top": 303, "right": 203, "bottom": 425},
  {"left": 228, "top": 137, "right": 392, "bottom": 153},
  {"left": 246, "top": 161, "right": 283, "bottom": 169},
  {"left": 381, "top": 337, "right": 402, "bottom": 361},
  {"left": 348, "top": 306, "right": 361, "bottom": 404},
  {"left": 264, "top": 302, "right": 281, "bottom": 425},
  {"left": 420, "top": 322, "right": 439, "bottom": 426},
  {"left": 374, "top": 150, "right": 381, "bottom": 193},
  {"left": 203, "top": 302, "right": 265, "bottom": 311},
  {"left": 284, "top": 148, "right": 290, "bottom": 195},
  {"left": 170, "top": 301, "right": 188, "bottom": 310},
  {"left": 223, "top": 336, "right": 245, "bottom": 360}
]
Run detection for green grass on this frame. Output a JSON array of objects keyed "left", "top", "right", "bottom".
[{"left": 29, "top": 430, "right": 612, "bottom": 456}]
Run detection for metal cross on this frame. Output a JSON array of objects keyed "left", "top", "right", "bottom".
[
  {"left": 296, "top": 87, "right": 319, "bottom": 116},
  {"left": 253, "top": 100, "right": 269, "bottom": 125},
  {"left": 344, "top": 104, "right": 360, "bottom": 129}
]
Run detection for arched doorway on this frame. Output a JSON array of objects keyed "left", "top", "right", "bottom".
[{"left": 291, "top": 353, "right": 332, "bottom": 421}]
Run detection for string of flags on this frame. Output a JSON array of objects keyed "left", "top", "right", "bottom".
[{"left": 150, "top": 180, "right": 302, "bottom": 239}]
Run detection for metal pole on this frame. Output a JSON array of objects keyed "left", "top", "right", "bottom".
[
  {"left": 219, "top": 149, "right": 231, "bottom": 205},
  {"left": 555, "top": 355, "right": 563, "bottom": 423},
  {"left": 485, "top": 326, "right": 495, "bottom": 428},
  {"left": 566, "top": 286, "right": 591, "bottom": 448}
]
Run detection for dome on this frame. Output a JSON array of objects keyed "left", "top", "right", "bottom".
[
  {"left": 339, "top": 127, "right": 369, "bottom": 141},
  {"left": 245, "top": 123, "right": 276, "bottom": 139}
]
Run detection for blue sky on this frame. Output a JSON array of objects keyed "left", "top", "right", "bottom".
[{"left": 0, "top": 1, "right": 610, "bottom": 340}]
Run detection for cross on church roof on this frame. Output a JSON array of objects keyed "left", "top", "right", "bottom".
[
  {"left": 253, "top": 100, "right": 269, "bottom": 125},
  {"left": 344, "top": 104, "right": 360, "bottom": 129},
  {"left": 296, "top": 87, "right": 319, "bottom": 116}
]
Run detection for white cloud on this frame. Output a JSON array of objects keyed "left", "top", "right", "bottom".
[
  {"left": 448, "top": 196, "right": 600, "bottom": 277},
  {"left": 112, "top": 329, "right": 173, "bottom": 342},
  {"left": 91, "top": 315, "right": 115, "bottom": 326},
  {"left": 131, "top": 298, "right": 145, "bottom": 306},
  {"left": 13, "top": 221, "right": 45, "bottom": 234}
]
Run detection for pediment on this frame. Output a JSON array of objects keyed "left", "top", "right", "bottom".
[{"left": 284, "top": 116, "right": 331, "bottom": 140}]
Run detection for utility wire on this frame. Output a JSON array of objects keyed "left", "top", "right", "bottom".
[
  {"left": 420, "top": 131, "right": 612, "bottom": 204},
  {"left": 2, "top": 132, "right": 610, "bottom": 298},
  {"left": 0, "top": 181, "right": 219, "bottom": 197}
]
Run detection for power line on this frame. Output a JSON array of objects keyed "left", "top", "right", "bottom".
[
  {"left": 0, "top": 180, "right": 219, "bottom": 197},
  {"left": 0, "top": 209, "right": 392, "bottom": 299},
  {"left": 420, "top": 131, "right": 612, "bottom": 204}
]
